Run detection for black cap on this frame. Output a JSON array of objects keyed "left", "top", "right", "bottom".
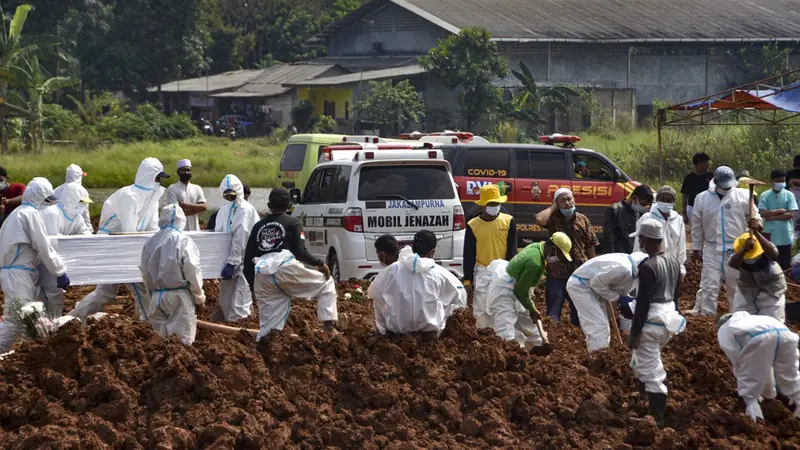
[
  {"left": 157, "top": 171, "right": 171, "bottom": 179},
  {"left": 412, "top": 230, "right": 437, "bottom": 256},
  {"left": 0, "top": 167, "right": 7, "bottom": 178},
  {"left": 269, "top": 188, "right": 291, "bottom": 209}
]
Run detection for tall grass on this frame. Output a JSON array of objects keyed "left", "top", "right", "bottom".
[{"left": 5, "top": 137, "right": 282, "bottom": 188}]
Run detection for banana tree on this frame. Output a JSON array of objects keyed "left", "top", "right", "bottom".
[
  {"left": 499, "top": 61, "right": 579, "bottom": 133},
  {"left": 0, "top": 4, "right": 32, "bottom": 152},
  {"left": 12, "top": 55, "right": 76, "bottom": 151}
]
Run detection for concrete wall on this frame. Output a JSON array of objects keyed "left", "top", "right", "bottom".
[{"left": 328, "top": 3, "right": 450, "bottom": 56}]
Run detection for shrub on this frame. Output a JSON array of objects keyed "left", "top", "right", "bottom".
[
  {"left": 291, "top": 100, "right": 314, "bottom": 131},
  {"left": 42, "top": 104, "right": 82, "bottom": 140},
  {"left": 311, "top": 115, "right": 337, "bottom": 133},
  {"left": 95, "top": 103, "right": 198, "bottom": 141}
]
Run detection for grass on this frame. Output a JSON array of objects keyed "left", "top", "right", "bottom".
[{"left": 4, "top": 137, "right": 283, "bottom": 188}]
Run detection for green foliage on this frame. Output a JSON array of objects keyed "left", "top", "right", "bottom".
[
  {"left": 96, "top": 103, "right": 199, "bottom": 142},
  {"left": 291, "top": 99, "right": 314, "bottom": 131},
  {"left": 311, "top": 114, "right": 337, "bottom": 133},
  {"left": 419, "top": 28, "right": 507, "bottom": 130},
  {"left": 352, "top": 79, "right": 424, "bottom": 134},
  {"left": 42, "top": 103, "right": 81, "bottom": 140}
]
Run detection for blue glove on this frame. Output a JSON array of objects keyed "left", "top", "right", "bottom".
[
  {"left": 792, "top": 265, "right": 800, "bottom": 283},
  {"left": 56, "top": 274, "right": 70, "bottom": 289},
  {"left": 618, "top": 295, "right": 634, "bottom": 320},
  {"left": 221, "top": 264, "right": 235, "bottom": 280}
]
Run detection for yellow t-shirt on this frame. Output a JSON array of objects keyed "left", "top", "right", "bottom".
[{"left": 468, "top": 213, "right": 513, "bottom": 266}]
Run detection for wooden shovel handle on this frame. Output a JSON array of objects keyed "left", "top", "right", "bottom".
[
  {"left": 197, "top": 319, "right": 258, "bottom": 337},
  {"left": 607, "top": 302, "right": 624, "bottom": 346},
  {"left": 748, "top": 185, "right": 755, "bottom": 237}
]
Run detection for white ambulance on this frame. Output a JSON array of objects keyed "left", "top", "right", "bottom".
[{"left": 289, "top": 144, "right": 466, "bottom": 282}]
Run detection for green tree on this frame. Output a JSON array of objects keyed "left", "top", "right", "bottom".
[
  {"left": 498, "top": 61, "right": 578, "bottom": 132},
  {"left": 352, "top": 79, "right": 424, "bottom": 135},
  {"left": 291, "top": 99, "right": 313, "bottom": 131},
  {"left": 0, "top": 4, "right": 37, "bottom": 152},
  {"left": 419, "top": 28, "right": 507, "bottom": 130}
]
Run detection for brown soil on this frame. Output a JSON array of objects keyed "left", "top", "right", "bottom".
[{"left": 0, "top": 267, "right": 798, "bottom": 449}]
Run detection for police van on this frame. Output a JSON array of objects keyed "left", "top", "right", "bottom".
[{"left": 289, "top": 144, "right": 465, "bottom": 282}]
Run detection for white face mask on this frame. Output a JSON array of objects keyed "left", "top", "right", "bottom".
[
  {"left": 485, "top": 205, "right": 501, "bottom": 216},
  {"left": 656, "top": 202, "right": 674, "bottom": 213}
]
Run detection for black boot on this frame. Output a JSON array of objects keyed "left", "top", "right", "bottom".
[
  {"left": 647, "top": 393, "right": 667, "bottom": 427},
  {"left": 636, "top": 379, "right": 647, "bottom": 400}
]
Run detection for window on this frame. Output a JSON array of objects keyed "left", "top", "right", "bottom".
[
  {"left": 440, "top": 147, "right": 456, "bottom": 165},
  {"left": 515, "top": 150, "right": 568, "bottom": 179},
  {"left": 573, "top": 154, "right": 613, "bottom": 181},
  {"left": 329, "top": 166, "right": 352, "bottom": 203},
  {"left": 358, "top": 165, "right": 456, "bottom": 201},
  {"left": 280, "top": 144, "right": 307, "bottom": 171},
  {"left": 324, "top": 101, "right": 336, "bottom": 117},
  {"left": 464, "top": 148, "right": 509, "bottom": 178},
  {"left": 303, "top": 169, "right": 324, "bottom": 203}
]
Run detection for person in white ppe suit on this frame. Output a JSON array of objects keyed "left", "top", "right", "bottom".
[
  {"left": 39, "top": 183, "right": 93, "bottom": 320},
  {"left": 717, "top": 311, "right": 800, "bottom": 422},
  {"left": 635, "top": 186, "right": 687, "bottom": 278},
  {"left": 212, "top": 174, "right": 260, "bottom": 322},
  {"left": 627, "top": 218, "right": 686, "bottom": 427},
  {"left": 485, "top": 232, "right": 572, "bottom": 350},
  {"left": 567, "top": 251, "right": 649, "bottom": 353},
  {"left": 729, "top": 229, "right": 786, "bottom": 322},
  {"left": 0, "top": 177, "right": 70, "bottom": 351},
  {"left": 68, "top": 158, "right": 170, "bottom": 320},
  {"left": 369, "top": 230, "right": 466, "bottom": 335},
  {"left": 246, "top": 188, "right": 336, "bottom": 339},
  {"left": 688, "top": 166, "right": 762, "bottom": 316},
  {"left": 53, "top": 164, "right": 91, "bottom": 230},
  {"left": 139, "top": 204, "right": 206, "bottom": 346}
]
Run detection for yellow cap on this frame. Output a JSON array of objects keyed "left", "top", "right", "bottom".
[
  {"left": 733, "top": 232, "right": 763, "bottom": 260},
  {"left": 80, "top": 195, "right": 93, "bottom": 204},
  {"left": 475, "top": 184, "right": 508, "bottom": 207},
  {"left": 550, "top": 232, "right": 572, "bottom": 262}
]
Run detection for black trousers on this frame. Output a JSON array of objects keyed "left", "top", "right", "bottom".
[{"left": 777, "top": 245, "right": 791, "bottom": 270}]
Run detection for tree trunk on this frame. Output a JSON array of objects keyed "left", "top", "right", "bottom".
[{"left": 0, "top": 82, "right": 8, "bottom": 154}]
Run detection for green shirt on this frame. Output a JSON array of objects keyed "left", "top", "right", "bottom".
[{"left": 506, "top": 242, "right": 546, "bottom": 313}]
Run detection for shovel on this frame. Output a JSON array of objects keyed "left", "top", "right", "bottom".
[
  {"left": 737, "top": 176, "right": 766, "bottom": 237},
  {"left": 607, "top": 301, "right": 624, "bottom": 346},
  {"left": 529, "top": 306, "right": 554, "bottom": 356},
  {"left": 197, "top": 319, "right": 259, "bottom": 337}
]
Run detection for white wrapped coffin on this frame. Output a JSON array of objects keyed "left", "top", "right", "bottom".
[{"left": 38, "top": 232, "right": 232, "bottom": 286}]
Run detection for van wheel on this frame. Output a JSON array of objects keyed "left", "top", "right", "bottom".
[{"left": 329, "top": 251, "right": 341, "bottom": 283}]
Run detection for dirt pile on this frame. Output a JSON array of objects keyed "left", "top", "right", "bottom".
[{"left": 0, "top": 269, "right": 799, "bottom": 448}]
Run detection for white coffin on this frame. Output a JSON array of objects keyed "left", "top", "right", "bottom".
[{"left": 39, "top": 232, "right": 232, "bottom": 286}]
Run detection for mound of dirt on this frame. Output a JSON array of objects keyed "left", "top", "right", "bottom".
[{"left": 0, "top": 267, "right": 798, "bottom": 448}]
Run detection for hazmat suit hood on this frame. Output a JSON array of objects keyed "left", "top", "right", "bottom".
[
  {"left": 65, "top": 164, "right": 85, "bottom": 184},
  {"left": 218, "top": 174, "right": 245, "bottom": 204},
  {"left": 57, "top": 183, "right": 90, "bottom": 222},
  {"left": 398, "top": 246, "right": 436, "bottom": 274},
  {"left": 134, "top": 157, "right": 166, "bottom": 191},
  {"left": 23, "top": 177, "right": 55, "bottom": 208},
  {"left": 628, "top": 251, "right": 648, "bottom": 276},
  {"left": 158, "top": 204, "right": 187, "bottom": 232}
]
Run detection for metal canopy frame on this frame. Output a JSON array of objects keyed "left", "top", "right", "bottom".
[{"left": 654, "top": 69, "right": 800, "bottom": 181}]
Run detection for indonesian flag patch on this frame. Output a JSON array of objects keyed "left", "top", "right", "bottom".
[{"left": 300, "top": 232, "right": 305, "bottom": 240}]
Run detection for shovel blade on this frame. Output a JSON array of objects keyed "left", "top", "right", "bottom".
[{"left": 530, "top": 343, "right": 554, "bottom": 356}]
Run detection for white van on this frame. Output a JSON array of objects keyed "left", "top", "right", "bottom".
[{"left": 290, "top": 147, "right": 465, "bottom": 281}]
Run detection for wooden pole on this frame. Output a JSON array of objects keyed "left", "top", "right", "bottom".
[
  {"left": 606, "top": 302, "right": 624, "bottom": 346},
  {"left": 748, "top": 184, "right": 756, "bottom": 237},
  {"left": 197, "top": 320, "right": 258, "bottom": 337}
]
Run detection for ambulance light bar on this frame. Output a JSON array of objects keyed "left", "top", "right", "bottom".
[
  {"left": 400, "top": 131, "right": 474, "bottom": 141},
  {"left": 322, "top": 144, "right": 418, "bottom": 161},
  {"left": 539, "top": 133, "right": 581, "bottom": 147},
  {"left": 354, "top": 149, "right": 443, "bottom": 161},
  {"left": 343, "top": 135, "right": 382, "bottom": 143}
]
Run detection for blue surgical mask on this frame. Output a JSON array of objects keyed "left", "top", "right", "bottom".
[
  {"left": 774, "top": 182, "right": 786, "bottom": 192},
  {"left": 656, "top": 202, "right": 674, "bottom": 213},
  {"left": 632, "top": 203, "right": 648, "bottom": 214},
  {"left": 560, "top": 207, "right": 576, "bottom": 218}
]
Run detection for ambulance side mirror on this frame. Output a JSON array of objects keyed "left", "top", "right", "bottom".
[
  {"left": 289, "top": 188, "right": 302, "bottom": 204},
  {"left": 614, "top": 169, "right": 622, "bottom": 181}
]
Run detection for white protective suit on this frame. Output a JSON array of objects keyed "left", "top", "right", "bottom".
[
  {"left": 690, "top": 181, "right": 761, "bottom": 315},
  {"left": 731, "top": 260, "right": 787, "bottom": 323},
  {"left": 632, "top": 301, "right": 687, "bottom": 395},
  {"left": 214, "top": 174, "right": 260, "bottom": 322},
  {"left": 485, "top": 259, "right": 542, "bottom": 349},
  {"left": 472, "top": 264, "right": 492, "bottom": 328},
  {"left": 139, "top": 205, "right": 206, "bottom": 346},
  {"left": 253, "top": 249, "right": 338, "bottom": 340},
  {"left": 566, "top": 252, "right": 649, "bottom": 352},
  {"left": 53, "top": 164, "right": 91, "bottom": 230},
  {"left": 69, "top": 158, "right": 166, "bottom": 320},
  {"left": 369, "top": 246, "right": 467, "bottom": 335},
  {"left": 636, "top": 207, "right": 687, "bottom": 276},
  {"left": 40, "top": 183, "right": 93, "bottom": 319},
  {"left": 718, "top": 312, "right": 800, "bottom": 420},
  {"left": 0, "top": 178, "right": 67, "bottom": 351}
]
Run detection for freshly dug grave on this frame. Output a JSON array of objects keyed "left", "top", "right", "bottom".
[{"left": 0, "top": 268, "right": 799, "bottom": 448}]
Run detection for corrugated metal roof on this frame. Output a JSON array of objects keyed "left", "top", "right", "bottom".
[
  {"left": 311, "top": 55, "right": 422, "bottom": 72},
  {"left": 283, "top": 65, "right": 426, "bottom": 87},
  {"left": 212, "top": 63, "right": 342, "bottom": 98},
  {"left": 156, "top": 69, "right": 264, "bottom": 93},
  {"left": 313, "top": 0, "right": 800, "bottom": 42}
]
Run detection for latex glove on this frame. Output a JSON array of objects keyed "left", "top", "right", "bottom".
[
  {"left": 745, "top": 399, "right": 764, "bottom": 422},
  {"left": 618, "top": 296, "right": 634, "bottom": 320},
  {"left": 56, "top": 274, "right": 70, "bottom": 289},
  {"left": 195, "top": 294, "right": 207, "bottom": 306},
  {"left": 221, "top": 264, "right": 235, "bottom": 280}
]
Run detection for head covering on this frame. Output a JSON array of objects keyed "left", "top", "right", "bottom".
[
  {"left": 717, "top": 312, "right": 735, "bottom": 329},
  {"left": 134, "top": 158, "right": 168, "bottom": 191},
  {"left": 218, "top": 174, "right": 244, "bottom": 204},
  {"left": 736, "top": 169, "right": 750, "bottom": 180},
  {"left": 475, "top": 184, "right": 507, "bottom": 207},
  {"left": 630, "top": 218, "right": 664, "bottom": 240},
  {"left": 269, "top": 187, "right": 291, "bottom": 209},
  {"left": 576, "top": 160, "right": 587, "bottom": 167},
  {"left": 65, "top": 164, "right": 86, "bottom": 184},
  {"left": 158, "top": 203, "right": 187, "bottom": 232},
  {"left": 733, "top": 232, "right": 764, "bottom": 260},
  {"left": 656, "top": 185, "right": 677, "bottom": 200},
  {"left": 549, "top": 231, "right": 572, "bottom": 262},
  {"left": 412, "top": 230, "right": 438, "bottom": 256},
  {"left": 177, "top": 159, "right": 191, "bottom": 170},
  {"left": 24, "top": 177, "right": 56, "bottom": 207},
  {"left": 0, "top": 166, "right": 7, "bottom": 178},
  {"left": 714, "top": 166, "right": 736, "bottom": 189},
  {"left": 553, "top": 188, "right": 573, "bottom": 205}
]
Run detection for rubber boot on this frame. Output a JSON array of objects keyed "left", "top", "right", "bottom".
[
  {"left": 647, "top": 393, "right": 667, "bottom": 427},
  {"left": 636, "top": 379, "right": 647, "bottom": 401},
  {"left": 791, "top": 393, "right": 800, "bottom": 419}
]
